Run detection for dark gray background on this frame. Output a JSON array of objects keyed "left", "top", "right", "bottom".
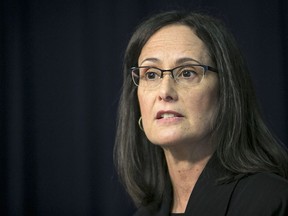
[{"left": 1, "top": 0, "right": 287, "bottom": 215}]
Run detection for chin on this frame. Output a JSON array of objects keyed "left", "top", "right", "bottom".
[
  {"left": 148, "top": 132, "right": 211, "bottom": 148},
  {"left": 149, "top": 135, "right": 187, "bottom": 147}
]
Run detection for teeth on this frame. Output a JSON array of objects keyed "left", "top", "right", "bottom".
[{"left": 161, "top": 113, "right": 175, "bottom": 119}]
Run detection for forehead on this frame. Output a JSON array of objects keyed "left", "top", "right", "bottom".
[{"left": 138, "top": 24, "right": 210, "bottom": 66}]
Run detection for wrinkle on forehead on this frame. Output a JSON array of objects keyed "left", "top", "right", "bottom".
[{"left": 138, "top": 24, "right": 212, "bottom": 67}]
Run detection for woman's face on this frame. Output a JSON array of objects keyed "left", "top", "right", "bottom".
[{"left": 137, "top": 24, "right": 219, "bottom": 148}]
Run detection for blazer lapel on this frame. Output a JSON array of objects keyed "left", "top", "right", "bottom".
[
  {"left": 184, "top": 156, "right": 242, "bottom": 216},
  {"left": 134, "top": 155, "right": 243, "bottom": 216}
]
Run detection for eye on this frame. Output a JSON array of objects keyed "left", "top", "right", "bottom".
[
  {"left": 183, "top": 70, "right": 196, "bottom": 77},
  {"left": 143, "top": 68, "right": 160, "bottom": 80},
  {"left": 145, "top": 72, "right": 157, "bottom": 80},
  {"left": 178, "top": 68, "right": 197, "bottom": 78}
]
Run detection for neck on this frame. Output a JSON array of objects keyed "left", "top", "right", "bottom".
[{"left": 162, "top": 143, "right": 214, "bottom": 213}]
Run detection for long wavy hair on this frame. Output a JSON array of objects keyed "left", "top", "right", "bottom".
[{"left": 114, "top": 11, "right": 288, "bottom": 207}]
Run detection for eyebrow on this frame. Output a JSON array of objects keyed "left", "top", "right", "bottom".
[
  {"left": 176, "top": 57, "right": 201, "bottom": 65},
  {"left": 139, "top": 57, "right": 201, "bottom": 66},
  {"left": 140, "top": 58, "right": 159, "bottom": 65}
]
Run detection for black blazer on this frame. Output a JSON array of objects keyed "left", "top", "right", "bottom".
[{"left": 134, "top": 156, "right": 288, "bottom": 216}]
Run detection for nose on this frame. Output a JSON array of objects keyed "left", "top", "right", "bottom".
[{"left": 158, "top": 74, "right": 178, "bottom": 102}]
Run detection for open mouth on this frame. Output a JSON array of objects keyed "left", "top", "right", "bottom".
[{"left": 156, "top": 111, "right": 184, "bottom": 119}]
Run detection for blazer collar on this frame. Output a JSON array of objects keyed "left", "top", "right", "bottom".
[
  {"left": 184, "top": 155, "right": 241, "bottom": 215},
  {"left": 135, "top": 155, "right": 243, "bottom": 216},
  {"left": 160, "top": 155, "right": 242, "bottom": 216}
]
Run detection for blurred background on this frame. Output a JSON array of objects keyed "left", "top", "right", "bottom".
[{"left": 1, "top": 0, "right": 287, "bottom": 215}]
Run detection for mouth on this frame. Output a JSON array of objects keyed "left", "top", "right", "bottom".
[{"left": 156, "top": 110, "right": 184, "bottom": 119}]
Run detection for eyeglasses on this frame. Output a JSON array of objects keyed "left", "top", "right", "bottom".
[{"left": 131, "top": 64, "right": 218, "bottom": 88}]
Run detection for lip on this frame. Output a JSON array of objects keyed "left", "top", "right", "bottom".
[{"left": 155, "top": 110, "right": 184, "bottom": 119}]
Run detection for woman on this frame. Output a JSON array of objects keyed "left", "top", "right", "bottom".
[{"left": 114, "top": 11, "right": 288, "bottom": 215}]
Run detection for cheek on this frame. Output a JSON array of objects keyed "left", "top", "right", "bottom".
[
  {"left": 185, "top": 87, "right": 218, "bottom": 118},
  {"left": 137, "top": 89, "right": 153, "bottom": 117},
  {"left": 137, "top": 90, "right": 156, "bottom": 133},
  {"left": 201, "top": 77, "right": 219, "bottom": 106}
]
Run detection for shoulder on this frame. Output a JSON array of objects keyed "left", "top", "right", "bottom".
[
  {"left": 133, "top": 207, "right": 150, "bottom": 216},
  {"left": 227, "top": 172, "right": 288, "bottom": 215},
  {"left": 236, "top": 172, "right": 288, "bottom": 195}
]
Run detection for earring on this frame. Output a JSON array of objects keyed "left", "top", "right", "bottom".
[{"left": 138, "top": 117, "right": 144, "bottom": 131}]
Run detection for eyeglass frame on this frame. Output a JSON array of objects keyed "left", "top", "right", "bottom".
[{"left": 130, "top": 64, "right": 218, "bottom": 87}]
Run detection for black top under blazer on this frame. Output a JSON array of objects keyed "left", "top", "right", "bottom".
[{"left": 134, "top": 156, "right": 288, "bottom": 216}]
